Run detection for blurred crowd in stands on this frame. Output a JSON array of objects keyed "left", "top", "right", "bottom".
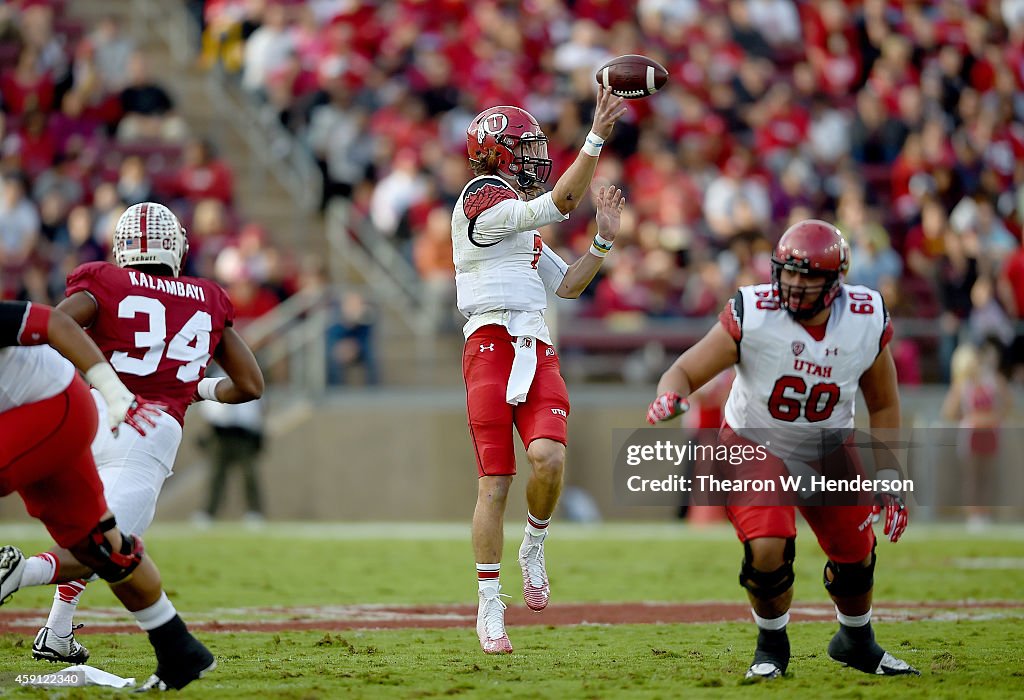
[
  {"left": 5, "top": 0, "right": 1024, "bottom": 384},
  {"left": 0, "top": 0, "right": 385, "bottom": 384},
  {"left": 0, "top": 0, "right": 314, "bottom": 345},
  {"left": 195, "top": 0, "right": 1024, "bottom": 382}
]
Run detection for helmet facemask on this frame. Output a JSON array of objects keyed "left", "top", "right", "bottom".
[
  {"left": 510, "top": 134, "right": 552, "bottom": 193},
  {"left": 771, "top": 258, "right": 840, "bottom": 320}
]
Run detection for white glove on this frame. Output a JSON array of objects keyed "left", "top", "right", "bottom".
[
  {"left": 85, "top": 363, "right": 136, "bottom": 429},
  {"left": 84, "top": 363, "right": 165, "bottom": 436}
]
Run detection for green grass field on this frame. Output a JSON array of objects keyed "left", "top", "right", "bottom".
[{"left": 0, "top": 522, "right": 1021, "bottom": 698}]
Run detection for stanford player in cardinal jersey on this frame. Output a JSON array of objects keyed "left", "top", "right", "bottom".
[
  {"left": 27, "top": 202, "right": 263, "bottom": 666},
  {"left": 648, "top": 220, "right": 919, "bottom": 679},
  {"left": 455, "top": 88, "right": 627, "bottom": 655}
]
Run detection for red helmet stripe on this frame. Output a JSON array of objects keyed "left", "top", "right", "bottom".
[{"left": 138, "top": 203, "right": 149, "bottom": 253}]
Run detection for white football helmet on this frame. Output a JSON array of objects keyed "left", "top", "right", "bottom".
[{"left": 113, "top": 202, "right": 189, "bottom": 277}]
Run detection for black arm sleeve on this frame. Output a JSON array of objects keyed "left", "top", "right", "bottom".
[{"left": 0, "top": 301, "right": 30, "bottom": 348}]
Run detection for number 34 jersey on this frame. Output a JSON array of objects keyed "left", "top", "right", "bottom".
[
  {"left": 719, "top": 283, "right": 893, "bottom": 458},
  {"left": 66, "top": 261, "right": 235, "bottom": 425}
]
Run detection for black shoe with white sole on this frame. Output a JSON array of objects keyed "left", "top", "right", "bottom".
[
  {"left": 745, "top": 627, "right": 790, "bottom": 679},
  {"left": 137, "top": 616, "right": 216, "bottom": 692},
  {"left": 828, "top": 624, "right": 920, "bottom": 676}
]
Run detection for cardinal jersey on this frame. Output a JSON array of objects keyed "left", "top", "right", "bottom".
[
  {"left": 0, "top": 302, "right": 75, "bottom": 413},
  {"left": 720, "top": 283, "right": 893, "bottom": 461},
  {"left": 66, "top": 262, "right": 235, "bottom": 425},
  {"left": 452, "top": 175, "right": 570, "bottom": 343}
]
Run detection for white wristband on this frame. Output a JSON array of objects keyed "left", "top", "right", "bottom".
[
  {"left": 197, "top": 377, "right": 224, "bottom": 402},
  {"left": 589, "top": 244, "right": 609, "bottom": 258},
  {"left": 594, "top": 233, "right": 614, "bottom": 250},
  {"left": 582, "top": 130, "right": 604, "bottom": 157}
]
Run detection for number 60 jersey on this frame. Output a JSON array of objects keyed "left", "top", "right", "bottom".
[
  {"left": 66, "top": 261, "right": 235, "bottom": 425},
  {"left": 719, "top": 283, "right": 893, "bottom": 459}
]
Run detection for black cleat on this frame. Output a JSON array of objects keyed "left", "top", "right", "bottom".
[
  {"left": 828, "top": 625, "right": 920, "bottom": 676},
  {"left": 745, "top": 627, "right": 790, "bottom": 679},
  {"left": 138, "top": 617, "right": 216, "bottom": 691}
]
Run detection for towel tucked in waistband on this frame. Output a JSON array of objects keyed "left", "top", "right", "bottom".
[{"left": 506, "top": 335, "right": 538, "bottom": 405}]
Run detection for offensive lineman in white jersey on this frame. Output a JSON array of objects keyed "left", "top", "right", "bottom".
[
  {"left": 454, "top": 87, "right": 626, "bottom": 654},
  {"left": 647, "top": 220, "right": 919, "bottom": 678}
]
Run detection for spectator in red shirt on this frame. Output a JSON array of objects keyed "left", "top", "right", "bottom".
[
  {"left": 808, "top": 31, "right": 861, "bottom": 96},
  {"left": 48, "top": 92, "right": 104, "bottom": 158},
  {"left": 904, "top": 196, "right": 949, "bottom": 278},
  {"left": 175, "top": 138, "right": 234, "bottom": 205},
  {"left": 998, "top": 243, "right": 1024, "bottom": 320},
  {"left": 571, "top": 0, "right": 633, "bottom": 30},
  {"left": 0, "top": 47, "right": 55, "bottom": 115},
  {"left": 13, "top": 110, "right": 56, "bottom": 180}
]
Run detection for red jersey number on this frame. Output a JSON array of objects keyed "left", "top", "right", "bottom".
[
  {"left": 530, "top": 234, "right": 542, "bottom": 269},
  {"left": 768, "top": 375, "right": 840, "bottom": 423},
  {"left": 111, "top": 295, "right": 212, "bottom": 382},
  {"left": 754, "top": 288, "right": 780, "bottom": 311},
  {"left": 848, "top": 291, "right": 874, "bottom": 314}
]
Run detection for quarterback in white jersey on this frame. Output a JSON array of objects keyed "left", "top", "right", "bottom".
[
  {"left": 456, "top": 89, "right": 627, "bottom": 655},
  {"left": 648, "top": 220, "right": 917, "bottom": 679}
]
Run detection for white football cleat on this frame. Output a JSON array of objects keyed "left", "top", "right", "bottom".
[
  {"left": 0, "top": 545, "right": 25, "bottom": 606},
  {"left": 518, "top": 532, "right": 549, "bottom": 611},
  {"left": 477, "top": 586, "right": 513, "bottom": 654},
  {"left": 32, "top": 625, "right": 90, "bottom": 664}
]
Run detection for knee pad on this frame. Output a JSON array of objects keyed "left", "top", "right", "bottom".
[
  {"left": 823, "top": 549, "right": 876, "bottom": 598},
  {"left": 73, "top": 517, "right": 145, "bottom": 584},
  {"left": 739, "top": 538, "right": 796, "bottom": 600}
]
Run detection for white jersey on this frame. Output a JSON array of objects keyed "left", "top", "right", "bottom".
[
  {"left": 452, "top": 175, "right": 570, "bottom": 344},
  {"left": 0, "top": 302, "right": 75, "bottom": 413},
  {"left": 0, "top": 345, "right": 75, "bottom": 413},
  {"left": 721, "top": 283, "right": 892, "bottom": 461}
]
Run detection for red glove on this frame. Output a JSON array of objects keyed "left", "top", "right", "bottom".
[
  {"left": 646, "top": 392, "right": 690, "bottom": 425},
  {"left": 872, "top": 493, "right": 908, "bottom": 543},
  {"left": 119, "top": 398, "right": 166, "bottom": 437}
]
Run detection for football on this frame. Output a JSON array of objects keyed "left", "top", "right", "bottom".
[{"left": 595, "top": 54, "right": 669, "bottom": 99}]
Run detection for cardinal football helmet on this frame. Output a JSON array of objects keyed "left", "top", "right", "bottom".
[
  {"left": 467, "top": 106, "right": 552, "bottom": 191},
  {"left": 770, "top": 219, "right": 850, "bottom": 320},
  {"left": 113, "top": 202, "right": 189, "bottom": 277}
]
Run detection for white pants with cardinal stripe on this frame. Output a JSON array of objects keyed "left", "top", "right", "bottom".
[{"left": 89, "top": 388, "right": 182, "bottom": 536}]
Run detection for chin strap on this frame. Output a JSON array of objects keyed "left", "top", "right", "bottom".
[{"left": 516, "top": 171, "right": 535, "bottom": 190}]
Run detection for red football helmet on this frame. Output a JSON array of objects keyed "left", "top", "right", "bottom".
[
  {"left": 770, "top": 219, "right": 850, "bottom": 319},
  {"left": 466, "top": 106, "right": 552, "bottom": 191}
]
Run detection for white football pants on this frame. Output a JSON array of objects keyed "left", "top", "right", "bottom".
[{"left": 89, "top": 389, "right": 182, "bottom": 536}]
